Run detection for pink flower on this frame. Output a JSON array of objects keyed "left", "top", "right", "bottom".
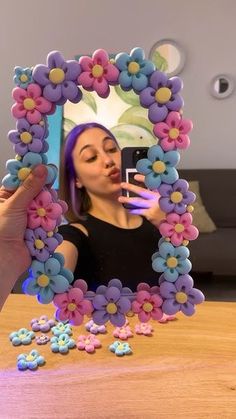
[
  {"left": 136, "top": 282, "right": 160, "bottom": 295},
  {"left": 158, "top": 313, "right": 176, "bottom": 323},
  {"left": 11, "top": 84, "right": 53, "bottom": 124},
  {"left": 135, "top": 323, "right": 153, "bottom": 336},
  {"left": 159, "top": 212, "right": 199, "bottom": 246},
  {"left": 53, "top": 288, "right": 93, "bottom": 326},
  {"left": 113, "top": 325, "right": 133, "bottom": 340},
  {"left": 27, "top": 190, "right": 63, "bottom": 232},
  {"left": 78, "top": 49, "right": 119, "bottom": 98},
  {"left": 132, "top": 290, "right": 163, "bottom": 322},
  {"left": 76, "top": 334, "right": 101, "bottom": 353},
  {"left": 153, "top": 111, "right": 193, "bottom": 151}
]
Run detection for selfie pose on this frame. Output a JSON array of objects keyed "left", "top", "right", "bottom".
[{"left": 57, "top": 122, "right": 165, "bottom": 290}]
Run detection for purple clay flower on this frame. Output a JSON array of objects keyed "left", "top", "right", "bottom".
[
  {"left": 35, "top": 335, "right": 50, "bottom": 345},
  {"left": 8, "top": 118, "right": 48, "bottom": 156},
  {"left": 85, "top": 320, "right": 107, "bottom": 335},
  {"left": 33, "top": 50, "right": 82, "bottom": 105},
  {"left": 139, "top": 70, "right": 184, "bottom": 123},
  {"left": 92, "top": 284, "right": 132, "bottom": 327},
  {"left": 159, "top": 274, "right": 205, "bottom": 316},
  {"left": 25, "top": 227, "right": 60, "bottom": 262},
  {"left": 30, "top": 315, "right": 55, "bottom": 332},
  {"left": 159, "top": 179, "right": 196, "bottom": 214}
]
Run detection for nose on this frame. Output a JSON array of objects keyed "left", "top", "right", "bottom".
[{"left": 103, "top": 153, "right": 115, "bottom": 168}]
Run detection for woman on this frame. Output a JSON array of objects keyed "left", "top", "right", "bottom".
[{"left": 57, "top": 122, "right": 165, "bottom": 290}]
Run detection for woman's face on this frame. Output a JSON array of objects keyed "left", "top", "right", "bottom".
[{"left": 72, "top": 127, "right": 121, "bottom": 198}]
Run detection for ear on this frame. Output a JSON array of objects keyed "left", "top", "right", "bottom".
[{"left": 75, "top": 177, "right": 83, "bottom": 189}]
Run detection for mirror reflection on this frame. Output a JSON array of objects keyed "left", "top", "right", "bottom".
[{"left": 149, "top": 39, "right": 185, "bottom": 77}]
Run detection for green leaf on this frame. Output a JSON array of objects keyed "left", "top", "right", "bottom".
[
  {"left": 152, "top": 51, "right": 168, "bottom": 72},
  {"left": 118, "top": 106, "right": 154, "bottom": 133},
  {"left": 110, "top": 123, "right": 157, "bottom": 149},
  {"left": 63, "top": 118, "right": 76, "bottom": 137},
  {"left": 81, "top": 90, "right": 97, "bottom": 113},
  {"left": 114, "top": 85, "right": 140, "bottom": 106}
]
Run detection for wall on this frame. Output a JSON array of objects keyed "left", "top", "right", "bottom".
[{"left": 0, "top": 0, "right": 235, "bottom": 181}]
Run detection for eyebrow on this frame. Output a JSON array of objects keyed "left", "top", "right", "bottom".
[{"left": 79, "top": 136, "right": 115, "bottom": 155}]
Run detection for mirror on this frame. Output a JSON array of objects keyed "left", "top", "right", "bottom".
[
  {"left": 210, "top": 75, "right": 234, "bottom": 99},
  {"left": 149, "top": 39, "right": 185, "bottom": 77}
]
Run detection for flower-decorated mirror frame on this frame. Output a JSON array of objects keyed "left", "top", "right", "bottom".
[{"left": 2, "top": 47, "right": 204, "bottom": 327}]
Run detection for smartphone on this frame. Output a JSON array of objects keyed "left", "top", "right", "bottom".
[{"left": 121, "top": 147, "right": 148, "bottom": 209}]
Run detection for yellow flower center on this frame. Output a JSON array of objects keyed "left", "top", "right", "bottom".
[
  {"left": 92, "top": 64, "right": 104, "bottom": 78},
  {"left": 155, "top": 87, "right": 172, "bottom": 104},
  {"left": 170, "top": 191, "right": 183, "bottom": 203},
  {"left": 169, "top": 128, "right": 180, "bottom": 140},
  {"left": 26, "top": 354, "right": 34, "bottom": 361},
  {"left": 15, "top": 154, "right": 22, "bottom": 161},
  {"left": 49, "top": 68, "right": 65, "bottom": 84},
  {"left": 47, "top": 231, "right": 54, "bottom": 237},
  {"left": 23, "top": 98, "right": 36, "bottom": 111},
  {"left": 182, "top": 240, "right": 189, "bottom": 246},
  {"left": 175, "top": 291, "right": 188, "bottom": 304},
  {"left": 67, "top": 303, "right": 77, "bottom": 312},
  {"left": 85, "top": 339, "right": 91, "bottom": 345},
  {"left": 187, "top": 205, "right": 194, "bottom": 213},
  {"left": 34, "top": 239, "right": 45, "bottom": 250},
  {"left": 17, "top": 167, "right": 31, "bottom": 181},
  {"left": 166, "top": 257, "right": 178, "bottom": 268},
  {"left": 152, "top": 161, "right": 166, "bottom": 174},
  {"left": 106, "top": 302, "right": 118, "bottom": 314},
  {"left": 20, "top": 131, "right": 32, "bottom": 144},
  {"left": 19, "top": 334, "right": 26, "bottom": 339},
  {"left": 126, "top": 310, "right": 134, "bottom": 317},
  {"left": 174, "top": 223, "right": 185, "bottom": 233},
  {"left": 20, "top": 74, "right": 28, "bottom": 82},
  {"left": 117, "top": 344, "right": 125, "bottom": 351},
  {"left": 128, "top": 61, "right": 140, "bottom": 74},
  {"left": 38, "top": 319, "right": 46, "bottom": 325},
  {"left": 37, "top": 208, "right": 46, "bottom": 217},
  {"left": 142, "top": 302, "right": 153, "bottom": 313},
  {"left": 37, "top": 274, "right": 50, "bottom": 287},
  {"left": 58, "top": 340, "right": 65, "bottom": 346}
]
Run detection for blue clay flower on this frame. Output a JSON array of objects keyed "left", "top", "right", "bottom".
[
  {"left": 9, "top": 328, "right": 35, "bottom": 346},
  {"left": 14, "top": 66, "right": 33, "bottom": 89},
  {"left": 2, "top": 152, "right": 57, "bottom": 190},
  {"left": 152, "top": 241, "right": 192, "bottom": 282},
  {"left": 22, "top": 253, "right": 73, "bottom": 304},
  {"left": 50, "top": 333, "right": 75, "bottom": 354},
  {"left": 51, "top": 322, "right": 73, "bottom": 337},
  {"left": 136, "top": 144, "right": 180, "bottom": 190},
  {"left": 109, "top": 340, "right": 132, "bottom": 356},
  {"left": 115, "top": 47, "right": 155, "bottom": 93},
  {"left": 17, "top": 349, "right": 45, "bottom": 370}
]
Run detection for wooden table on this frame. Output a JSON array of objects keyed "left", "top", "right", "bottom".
[{"left": 0, "top": 295, "right": 235, "bottom": 419}]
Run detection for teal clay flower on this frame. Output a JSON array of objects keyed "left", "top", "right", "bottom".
[
  {"left": 115, "top": 47, "right": 155, "bottom": 93},
  {"left": 9, "top": 328, "right": 35, "bottom": 346},
  {"left": 14, "top": 66, "right": 33, "bottom": 89},
  {"left": 152, "top": 241, "right": 192, "bottom": 282},
  {"left": 51, "top": 322, "right": 73, "bottom": 337},
  {"left": 136, "top": 144, "right": 179, "bottom": 190},
  {"left": 17, "top": 349, "right": 45, "bottom": 371},
  {"left": 109, "top": 340, "right": 132, "bottom": 357},
  {"left": 50, "top": 333, "right": 75, "bottom": 354}
]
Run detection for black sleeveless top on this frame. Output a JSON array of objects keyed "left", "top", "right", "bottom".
[{"left": 58, "top": 214, "right": 161, "bottom": 291}]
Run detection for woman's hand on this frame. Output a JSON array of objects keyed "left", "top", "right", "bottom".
[{"left": 118, "top": 174, "right": 166, "bottom": 228}]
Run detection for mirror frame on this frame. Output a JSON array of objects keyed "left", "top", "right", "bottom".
[{"left": 149, "top": 39, "right": 186, "bottom": 77}]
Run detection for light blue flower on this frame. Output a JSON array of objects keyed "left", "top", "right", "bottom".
[
  {"left": 136, "top": 144, "right": 180, "bottom": 190},
  {"left": 115, "top": 47, "right": 155, "bottom": 93},
  {"left": 22, "top": 253, "right": 73, "bottom": 304},
  {"left": 50, "top": 333, "right": 75, "bottom": 354},
  {"left": 17, "top": 349, "right": 45, "bottom": 370},
  {"left": 9, "top": 328, "right": 35, "bottom": 346},
  {"left": 51, "top": 322, "right": 73, "bottom": 337},
  {"left": 1, "top": 151, "right": 57, "bottom": 190},
  {"left": 152, "top": 241, "right": 192, "bottom": 282},
  {"left": 14, "top": 66, "right": 33, "bottom": 89},
  {"left": 109, "top": 340, "right": 132, "bottom": 356}
]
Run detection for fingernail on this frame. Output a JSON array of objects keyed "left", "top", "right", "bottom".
[{"left": 32, "top": 165, "right": 47, "bottom": 178}]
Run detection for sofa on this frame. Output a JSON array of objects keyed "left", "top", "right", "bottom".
[{"left": 178, "top": 169, "right": 236, "bottom": 277}]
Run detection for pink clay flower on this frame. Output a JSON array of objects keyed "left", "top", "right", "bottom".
[
  {"left": 132, "top": 290, "right": 163, "bottom": 322},
  {"left": 11, "top": 83, "right": 53, "bottom": 124},
  {"left": 153, "top": 111, "right": 193, "bottom": 151},
  {"left": 159, "top": 212, "right": 199, "bottom": 246},
  {"left": 53, "top": 287, "right": 93, "bottom": 326},
  {"left": 135, "top": 323, "right": 153, "bottom": 336},
  {"left": 27, "top": 190, "right": 63, "bottom": 232},
  {"left": 78, "top": 49, "right": 119, "bottom": 98},
  {"left": 113, "top": 325, "right": 133, "bottom": 340},
  {"left": 76, "top": 334, "right": 101, "bottom": 353}
]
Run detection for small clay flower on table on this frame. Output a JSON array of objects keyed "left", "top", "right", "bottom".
[
  {"left": 30, "top": 315, "right": 55, "bottom": 332},
  {"left": 113, "top": 325, "right": 133, "bottom": 340},
  {"left": 9, "top": 328, "right": 35, "bottom": 346},
  {"left": 17, "top": 350, "right": 45, "bottom": 371},
  {"left": 50, "top": 333, "right": 75, "bottom": 354},
  {"left": 109, "top": 341, "right": 132, "bottom": 357},
  {"left": 76, "top": 334, "right": 101, "bottom": 353}
]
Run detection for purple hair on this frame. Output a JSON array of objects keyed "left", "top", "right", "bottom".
[{"left": 64, "top": 122, "right": 117, "bottom": 218}]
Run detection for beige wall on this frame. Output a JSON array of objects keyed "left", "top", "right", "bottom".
[{"left": 1, "top": 0, "right": 235, "bottom": 180}]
